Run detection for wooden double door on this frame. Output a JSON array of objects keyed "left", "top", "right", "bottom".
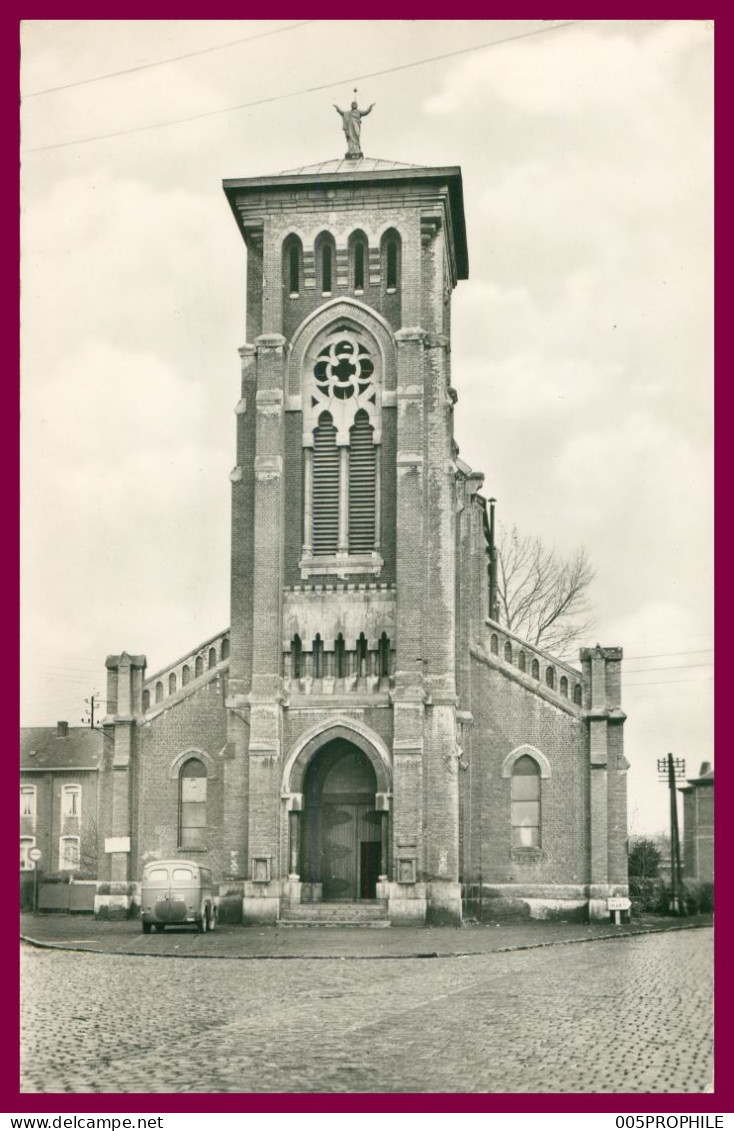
[{"left": 300, "top": 739, "right": 382, "bottom": 901}]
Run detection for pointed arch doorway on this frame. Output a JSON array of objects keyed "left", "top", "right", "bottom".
[{"left": 300, "top": 738, "right": 383, "bottom": 901}]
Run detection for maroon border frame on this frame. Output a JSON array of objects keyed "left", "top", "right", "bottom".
[{"left": 8, "top": 12, "right": 727, "bottom": 1116}]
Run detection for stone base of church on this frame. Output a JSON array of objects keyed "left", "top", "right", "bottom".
[
  {"left": 426, "top": 880, "right": 463, "bottom": 926},
  {"left": 463, "top": 882, "right": 629, "bottom": 923},
  {"left": 382, "top": 881, "right": 427, "bottom": 924},
  {"left": 242, "top": 880, "right": 281, "bottom": 924}
]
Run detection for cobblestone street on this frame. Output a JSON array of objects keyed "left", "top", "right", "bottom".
[{"left": 21, "top": 925, "right": 712, "bottom": 1094}]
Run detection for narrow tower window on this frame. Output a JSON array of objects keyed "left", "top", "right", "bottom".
[
  {"left": 348, "top": 410, "right": 376, "bottom": 552},
  {"left": 312, "top": 412, "right": 339, "bottom": 555}
]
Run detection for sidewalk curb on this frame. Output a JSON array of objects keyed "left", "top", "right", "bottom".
[{"left": 20, "top": 919, "right": 711, "bottom": 961}]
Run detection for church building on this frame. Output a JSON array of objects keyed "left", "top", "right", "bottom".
[{"left": 96, "top": 114, "right": 629, "bottom": 925}]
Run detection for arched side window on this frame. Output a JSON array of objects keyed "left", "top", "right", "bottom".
[
  {"left": 349, "top": 230, "right": 368, "bottom": 293},
  {"left": 531, "top": 658, "right": 540, "bottom": 680},
  {"left": 381, "top": 229, "right": 401, "bottom": 291},
  {"left": 179, "top": 758, "right": 207, "bottom": 850},
  {"left": 511, "top": 755, "right": 541, "bottom": 848},
  {"left": 195, "top": 655, "right": 204, "bottom": 678},
  {"left": 518, "top": 651, "right": 526, "bottom": 673},
  {"left": 315, "top": 232, "right": 336, "bottom": 295},
  {"left": 313, "top": 634, "right": 324, "bottom": 679},
  {"left": 155, "top": 681, "right": 164, "bottom": 703},
  {"left": 283, "top": 234, "right": 302, "bottom": 297},
  {"left": 208, "top": 647, "right": 217, "bottom": 669},
  {"left": 490, "top": 634, "right": 499, "bottom": 655},
  {"left": 504, "top": 641, "right": 513, "bottom": 663},
  {"left": 169, "top": 672, "right": 177, "bottom": 695},
  {"left": 546, "top": 666, "right": 555, "bottom": 690},
  {"left": 560, "top": 676, "right": 569, "bottom": 697},
  {"left": 292, "top": 634, "right": 303, "bottom": 679},
  {"left": 573, "top": 684, "right": 583, "bottom": 706},
  {"left": 221, "top": 637, "right": 230, "bottom": 660},
  {"left": 335, "top": 633, "right": 346, "bottom": 678},
  {"left": 378, "top": 632, "right": 390, "bottom": 678},
  {"left": 182, "top": 664, "right": 191, "bottom": 687},
  {"left": 142, "top": 689, "right": 150, "bottom": 711}
]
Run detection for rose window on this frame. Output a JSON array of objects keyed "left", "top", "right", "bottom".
[{"left": 314, "top": 338, "right": 375, "bottom": 401}]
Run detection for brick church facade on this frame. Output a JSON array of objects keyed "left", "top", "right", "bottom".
[{"left": 93, "top": 149, "right": 629, "bottom": 925}]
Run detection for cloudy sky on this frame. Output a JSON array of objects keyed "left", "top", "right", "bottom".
[{"left": 20, "top": 20, "right": 713, "bottom": 834}]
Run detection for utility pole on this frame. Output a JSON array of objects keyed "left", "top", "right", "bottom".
[
  {"left": 657, "top": 753, "right": 686, "bottom": 914},
  {"left": 82, "top": 692, "right": 104, "bottom": 729}
]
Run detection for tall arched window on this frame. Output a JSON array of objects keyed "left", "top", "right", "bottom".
[
  {"left": 349, "top": 230, "right": 368, "bottom": 292},
  {"left": 208, "top": 647, "right": 217, "bottom": 669},
  {"left": 169, "top": 672, "right": 177, "bottom": 695},
  {"left": 155, "top": 681, "right": 163, "bottom": 703},
  {"left": 511, "top": 755, "right": 541, "bottom": 848},
  {"left": 195, "top": 655, "right": 204, "bottom": 678},
  {"left": 315, "top": 232, "right": 336, "bottom": 295},
  {"left": 381, "top": 229, "right": 401, "bottom": 291},
  {"left": 182, "top": 664, "right": 191, "bottom": 686},
  {"left": 303, "top": 327, "right": 381, "bottom": 571},
  {"left": 348, "top": 410, "right": 376, "bottom": 551},
  {"left": 283, "top": 234, "right": 302, "bottom": 297},
  {"left": 312, "top": 411, "right": 339, "bottom": 555},
  {"left": 221, "top": 637, "right": 230, "bottom": 660},
  {"left": 179, "top": 758, "right": 207, "bottom": 850}
]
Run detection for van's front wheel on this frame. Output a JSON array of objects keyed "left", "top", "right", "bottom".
[{"left": 142, "top": 921, "right": 152, "bottom": 934}]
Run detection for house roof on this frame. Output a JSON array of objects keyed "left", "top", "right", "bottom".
[{"left": 20, "top": 726, "right": 103, "bottom": 771}]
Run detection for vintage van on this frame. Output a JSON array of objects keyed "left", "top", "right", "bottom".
[{"left": 140, "top": 859, "right": 217, "bottom": 933}]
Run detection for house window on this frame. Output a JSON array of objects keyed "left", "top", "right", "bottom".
[
  {"left": 61, "top": 784, "right": 81, "bottom": 819},
  {"left": 511, "top": 755, "right": 541, "bottom": 848},
  {"left": 59, "top": 835, "right": 80, "bottom": 871},
  {"left": 179, "top": 758, "right": 207, "bottom": 850},
  {"left": 20, "top": 786, "right": 36, "bottom": 821},
  {"left": 20, "top": 836, "right": 36, "bottom": 871}
]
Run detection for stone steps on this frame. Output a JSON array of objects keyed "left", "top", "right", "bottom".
[{"left": 279, "top": 900, "right": 391, "bottom": 928}]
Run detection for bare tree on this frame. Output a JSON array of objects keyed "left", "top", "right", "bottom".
[{"left": 495, "top": 524, "right": 596, "bottom": 656}]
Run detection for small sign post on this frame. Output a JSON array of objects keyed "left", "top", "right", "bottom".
[
  {"left": 28, "top": 847, "right": 42, "bottom": 913},
  {"left": 607, "top": 896, "right": 631, "bottom": 926}
]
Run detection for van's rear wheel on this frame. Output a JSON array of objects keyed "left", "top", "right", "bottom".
[
  {"left": 154, "top": 924, "right": 165, "bottom": 933},
  {"left": 142, "top": 921, "right": 152, "bottom": 934}
]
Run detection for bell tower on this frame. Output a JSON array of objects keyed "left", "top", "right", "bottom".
[{"left": 222, "top": 134, "right": 469, "bottom": 924}]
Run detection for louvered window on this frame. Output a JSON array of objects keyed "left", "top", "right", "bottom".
[
  {"left": 313, "top": 412, "right": 339, "bottom": 555},
  {"left": 349, "top": 410, "right": 376, "bottom": 552}
]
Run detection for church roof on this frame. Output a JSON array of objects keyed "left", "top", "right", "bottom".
[
  {"left": 279, "top": 156, "right": 428, "bottom": 175},
  {"left": 223, "top": 159, "right": 468, "bottom": 279}
]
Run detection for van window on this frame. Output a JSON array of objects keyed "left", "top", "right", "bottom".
[
  {"left": 147, "top": 868, "right": 169, "bottom": 883},
  {"left": 172, "top": 867, "right": 194, "bottom": 881}
]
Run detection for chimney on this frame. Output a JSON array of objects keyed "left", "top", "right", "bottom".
[
  {"left": 699, "top": 761, "right": 712, "bottom": 777},
  {"left": 57, "top": 721, "right": 69, "bottom": 738}
]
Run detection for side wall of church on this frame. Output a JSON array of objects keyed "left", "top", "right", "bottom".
[
  {"left": 134, "top": 679, "right": 229, "bottom": 879},
  {"left": 463, "top": 657, "right": 589, "bottom": 890}
]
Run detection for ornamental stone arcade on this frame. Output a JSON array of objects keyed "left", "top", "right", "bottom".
[{"left": 93, "top": 142, "right": 629, "bottom": 926}]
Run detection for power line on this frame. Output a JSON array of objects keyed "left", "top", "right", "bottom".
[
  {"left": 623, "top": 676, "right": 714, "bottom": 688},
  {"left": 624, "top": 662, "right": 714, "bottom": 675},
  {"left": 22, "top": 20, "right": 578, "bottom": 155},
  {"left": 625, "top": 649, "right": 713, "bottom": 661},
  {"left": 23, "top": 21, "right": 316, "bottom": 98}
]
